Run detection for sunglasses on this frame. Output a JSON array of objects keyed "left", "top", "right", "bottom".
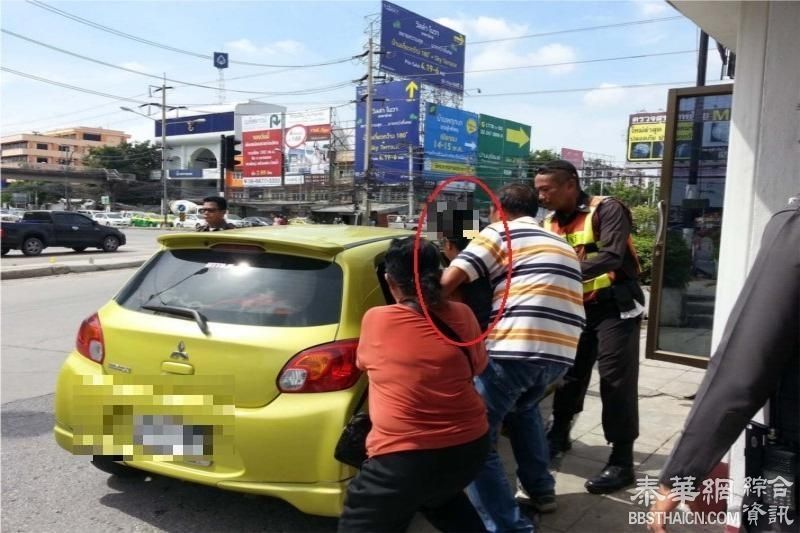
[{"left": 199, "top": 208, "right": 220, "bottom": 213}]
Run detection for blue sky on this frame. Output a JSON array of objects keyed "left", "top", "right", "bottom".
[{"left": 1, "top": 0, "right": 724, "bottom": 162}]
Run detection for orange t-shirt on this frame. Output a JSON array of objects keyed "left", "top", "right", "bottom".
[{"left": 356, "top": 301, "right": 489, "bottom": 457}]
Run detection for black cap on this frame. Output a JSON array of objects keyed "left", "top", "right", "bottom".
[{"left": 536, "top": 159, "right": 579, "bottom": 177}]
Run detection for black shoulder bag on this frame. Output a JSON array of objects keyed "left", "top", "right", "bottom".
[{"left": 333, "top": 301, "right": 475, "bottom": 468}]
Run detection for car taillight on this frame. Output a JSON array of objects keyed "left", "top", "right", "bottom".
[
  {"left": 76, "top": 313, "right": 105, "bottom": 363},
  {"left": 278, "top": 339, "right": 361, "bottom": 393}
]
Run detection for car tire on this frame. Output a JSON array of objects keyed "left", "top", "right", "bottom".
[
  {"left": 101, "top": 235, "right": 120, "bottom": 252},
  {"left": 1, "top": 247, "right": 9, "bottom": 256},
  {"left": 91, "top": 455, "right": 145, "bottom": 478},
  {"left": 22, "top": 236, "right": 44, "bottom": 256},
  {"left": 72, "top": 246, "right": 87, "bottom": 253}
]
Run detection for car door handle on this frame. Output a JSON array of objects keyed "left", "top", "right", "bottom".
[
  {"left": 161, "top": 361, "right": 195, "bottom": 375},
  {"left": 72, "top": 226, "right": 79, "bottom": 230}
]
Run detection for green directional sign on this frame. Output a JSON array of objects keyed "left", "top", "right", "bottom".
[{"left": 476, "top": 114, "right": 532, "bottom": 207}]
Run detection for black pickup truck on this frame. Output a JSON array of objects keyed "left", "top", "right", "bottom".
[{"left": 1, "top": 211, "right": 126, "bottom": 256}]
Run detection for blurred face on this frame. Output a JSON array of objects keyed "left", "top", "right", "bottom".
[
  {"left": 442, "top": 240, "right": 459, "bottom": 261},
  {"left": 200, "top": 201, "right": 226, "bottom": 227},
  {"left": 534, "top": 172, "right": 578, "bottom": 213}
]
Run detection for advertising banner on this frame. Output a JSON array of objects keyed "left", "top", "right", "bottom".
[
  {"left": 168, "top": 169, "right": 204, "bottom": 178},
  {"left": 560, "top": 148, "right": 584, "bottom": 169},
  {"left": 476, "top": 114, "right": 532, "bottom": 181},
  {"left": 379, "top": 1, "right": 466, "bottom": 93},
  {"left": 241, "top": 114, "right": 283, "bottom": 179},
  {"left": 242, "top": 176, "right": 281, "bottom": 188},
  {"left": 627, "top": 112, "right": 667, "bottom": 162},
  {"left": 283, "top": 109, "right": 331, "bottom": 182},
  {"left": 156, "top": 112, "right": 234, "bottom": 137},
  {"left": 355, "top": 80, "right": 421, "bottom": 184}
]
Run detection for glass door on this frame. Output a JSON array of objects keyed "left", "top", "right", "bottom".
[{"left": 646, "top": 84, "right": 733, "bottom": 368}]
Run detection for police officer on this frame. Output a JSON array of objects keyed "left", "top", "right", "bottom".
[{"left": 534, "top": 160, "right": 645, "bottom": 494}]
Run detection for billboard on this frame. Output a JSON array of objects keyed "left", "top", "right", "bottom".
[
  {"left": 560, "top": 148, "right": 584, "bottom": 169},
  {"left": 241, "top": 113, "right": 283, "bottom": 186},
  {"left": 423, "top": 103, "right": 478, "bottom": 190},
  {"left": 380, "top": 1, "right": 466, "bottom": 93},
  {"left": 627, "top": 112, "right": 667, "bottom": 162},
  {"left": 355, "top": 80, "right": 421, "bottom": 184},
  {"left": 156, "top": 112, "right": 234, "bottom": 137},
  {"left": 283, "top": 109, "right": 331, "bottom": 183},
  {"left": 476, "top": 114, "right": 532, "bottom": 181}
]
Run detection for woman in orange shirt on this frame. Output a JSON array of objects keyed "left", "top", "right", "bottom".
[{"left": 338, "top": 237, "right": 490, "bottom": 533}]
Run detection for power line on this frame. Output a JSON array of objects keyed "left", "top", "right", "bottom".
[
  {"left": 1, "top": 29, "right": 359, "bottom": 97},
  {"left": 0, "top": 67, "right": 153, "bottom": 104},
  {"left": 26, "top": 0, "right": 357, "bottom": 69}
]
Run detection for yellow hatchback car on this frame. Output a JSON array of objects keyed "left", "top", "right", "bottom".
[{"left": 53, "top": 225, "right": 411, "bottom": 517}]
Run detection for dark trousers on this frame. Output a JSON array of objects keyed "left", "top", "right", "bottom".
[
  {"left": 552, "top": 301, "right": 641, "bottom": 445},
  {"left": 338, "top": 433, "right": 490, "bottom": 533}
]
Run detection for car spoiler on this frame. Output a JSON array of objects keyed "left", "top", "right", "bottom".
[{"left": 158, "top": 231, "right": 346, "bottom": 259}]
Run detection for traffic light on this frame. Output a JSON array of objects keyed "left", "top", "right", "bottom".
[{"left": 222, "top": 135, "right": 241, "bottom": 171}]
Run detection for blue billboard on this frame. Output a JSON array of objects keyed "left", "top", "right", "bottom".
[
  {"left": 380, "top": 1, "right": 466, "bottom": 94},
  {"left": 155, "top": 112, "right": 234, "bottom": 137},
  {"left": 355, "top": 80, "right": 421, "bottom": 184},
  {"left": 424, "top": 103, "right": 478, "bottom": 161}
]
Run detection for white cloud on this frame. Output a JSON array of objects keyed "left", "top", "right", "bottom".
[
  {"left": 583, "top": 83, "right": 627, "bottom": 106},
  {"left": 636, "top": 1, "right": 671, "bottom": 17},
  {"left": 436, "top": 16, "right": 577, "bottom": 77},
  {"left": 224, "top": 38, "right": 305, "bottom": 57},
  {"left": 119, "top": 61, "right": 150, "bottom": 73}
]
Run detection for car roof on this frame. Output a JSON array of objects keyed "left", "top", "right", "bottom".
[{"left": 158, "top": 225, "right": 412, "bottom": 257}]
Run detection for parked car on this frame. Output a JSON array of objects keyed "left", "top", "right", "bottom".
[
  {"left": 1, "top": 211, "right": 126, "bottom": 256},
  {"left": 0, "top": 209, "right": 21, "bottom": 223},
  {"left": 173, "top": 213, "right": 204, "bottom": 230},
  {"left": 93, "top": 212, "right": 130, "bottom": 227},
  {"left": 53, "top": 226, "right": 411, "bottom": 516},
  {"left": 225, "top": 214, "right": 249, "bottom": 228},
  {"left": 243, "top": 216, "right": 273, "bottom": 227}
]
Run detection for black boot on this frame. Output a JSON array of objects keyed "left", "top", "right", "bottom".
[{"left": 585, "top": 441, "right": 635, "bottom": 494}]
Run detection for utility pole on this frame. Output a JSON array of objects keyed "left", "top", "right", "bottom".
[
  {"left": 362, "top": 29, "right": 375, "bottom": 226},
  {"left": 152, "top": 74, "right": 173, "bottom": 228},
  {"left": 407, "top": 145, "right": 414, "bottom": 217}
]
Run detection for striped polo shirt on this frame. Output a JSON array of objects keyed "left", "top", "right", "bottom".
[{"left": 449, "top": 216, "right": 586, "bottom": 366}]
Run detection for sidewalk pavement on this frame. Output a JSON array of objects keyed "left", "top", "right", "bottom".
[
  {"left": 413, "top": 335, "right": 715, "bottom": 533},
  {"left": 1, "top": 253, "right": 149, "bottom": 280}
]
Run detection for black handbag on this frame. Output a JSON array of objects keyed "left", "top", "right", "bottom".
[
  {"left": 334, "top": 390, "right": 371, "bottom": 468},
  {"left": 333, "top": 301, "right": 475, "bottom": 468}
]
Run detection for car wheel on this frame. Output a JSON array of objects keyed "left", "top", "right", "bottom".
[
  {"left": 72, "top": 246, "right": 87, "bottom": 253},
  {"left": 1, "top": 247, "right": 9, "bottom": 256},
  {"left": 22, "top": 237, "right": 44, "bottom": 256},
  {"left": 91, "top": 455, "right": 146, "bottom": 478},
  {"left": 101, "top": 235, "right": 120, "bottom": 252}
]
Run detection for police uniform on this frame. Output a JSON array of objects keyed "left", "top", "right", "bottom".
[
  {"left": 197, "top": 222, "right": 236, "bottom": 232},
  {"left": 544, "top": 191, "right": 644, "bottom": 492}
]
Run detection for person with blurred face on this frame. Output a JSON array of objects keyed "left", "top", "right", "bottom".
[
  {"left": 197, "top": 196, "right": 235, "bottom": 232},
  {"left": 533, "top": 160, "right": 645, "bottom": 495}
]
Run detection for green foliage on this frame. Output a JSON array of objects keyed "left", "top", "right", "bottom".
[
  {"left": 631, "top": 205, "right": 658, "bottom": 235},
  {"left": 663, "top": 231, "right": 692, "bottom": 288},
  {"left": 631, "top": 233, "right": 655, "bottom": 285},
  {"left": 528, "top": 149, "right": 560, "bottom": 166},
  {"left": 83, "top": 141, "right": 160, "bottom": 181}
]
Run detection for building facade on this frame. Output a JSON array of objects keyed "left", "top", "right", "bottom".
[{"left": 0, "top": 127, "right": 130, "bottom": 168}]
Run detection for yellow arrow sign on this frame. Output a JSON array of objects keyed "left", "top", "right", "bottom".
[
  {"left": 405, "top": 81, "right": 419, "bottom": 99},
  {"left": 453, "top": 34, "right": 465, "bottom": 46},
  {"left": 506, "top": 127, "right": 530, "bottom": 148}
]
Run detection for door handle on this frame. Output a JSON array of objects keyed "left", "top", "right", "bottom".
[
  {"left": 72, "top": 226, "right": 79, "bottom": 230},
  {"left": 655, "top": 200, "right": 667, "bottom": 247},
  {"left": 161, "top": 361, "right": 194, "bottom": 375}
]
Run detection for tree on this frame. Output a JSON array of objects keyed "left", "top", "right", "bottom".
[
  {"left": 83, "top": 141, "right": 160, "bottom": 181},
  {"left": 83, "top": 141, "right": 163, "bottom": 207}
]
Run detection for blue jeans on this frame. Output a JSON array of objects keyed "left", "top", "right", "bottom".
[{"left": 466, "top": 358, "right": 569, "bottom": 532}]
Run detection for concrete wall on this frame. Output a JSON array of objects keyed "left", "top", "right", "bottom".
[{"left": 712, "top": 1, "right": 800, "bottom": 520}]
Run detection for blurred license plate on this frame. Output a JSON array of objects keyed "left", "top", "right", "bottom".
[{"left": 133, "top": 415, "right": 211, "bottom": 456}]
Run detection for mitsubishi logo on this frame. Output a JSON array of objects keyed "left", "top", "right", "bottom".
[
  {"left": 186, "top": 122, "right": 196, "bottom": 132},
  {"left": 170, "top": 341, "right": 189, "bottom": 360}
]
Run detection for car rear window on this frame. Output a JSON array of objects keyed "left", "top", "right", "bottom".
[{"left": 116, "top": 249, "right": 343, "bottom": 327}]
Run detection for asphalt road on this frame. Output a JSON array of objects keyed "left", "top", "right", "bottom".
[
  {"left": 1, "top": 269, "right": 339, "bottom": 532},
  {"left": 1, "top": 228, "right": 171, "bottom": 265}
]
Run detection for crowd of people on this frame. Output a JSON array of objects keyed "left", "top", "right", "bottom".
[{"left": 339, "top": 159, "right": 649, "bottom": 532}]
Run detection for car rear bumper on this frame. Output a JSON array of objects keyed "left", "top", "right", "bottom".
[{"left": 54, "top": 352, "right": 360, "bottom": 516}]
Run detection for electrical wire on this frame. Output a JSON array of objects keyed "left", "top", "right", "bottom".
[{"left": 26, "top": 0, "right": 357, "bottom": 69}]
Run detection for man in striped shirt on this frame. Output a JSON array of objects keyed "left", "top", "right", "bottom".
[{"left": 441, "top": 183, "right": 586, "bottom": 532}]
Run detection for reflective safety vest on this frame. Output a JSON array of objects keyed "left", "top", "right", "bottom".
[{"left": 544, "top": 196, "right": 640, "bottom": 302}]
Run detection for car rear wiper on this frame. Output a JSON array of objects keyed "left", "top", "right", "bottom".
[{"left": 141, "top": 304, "right": 210, "bottom": 336}]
